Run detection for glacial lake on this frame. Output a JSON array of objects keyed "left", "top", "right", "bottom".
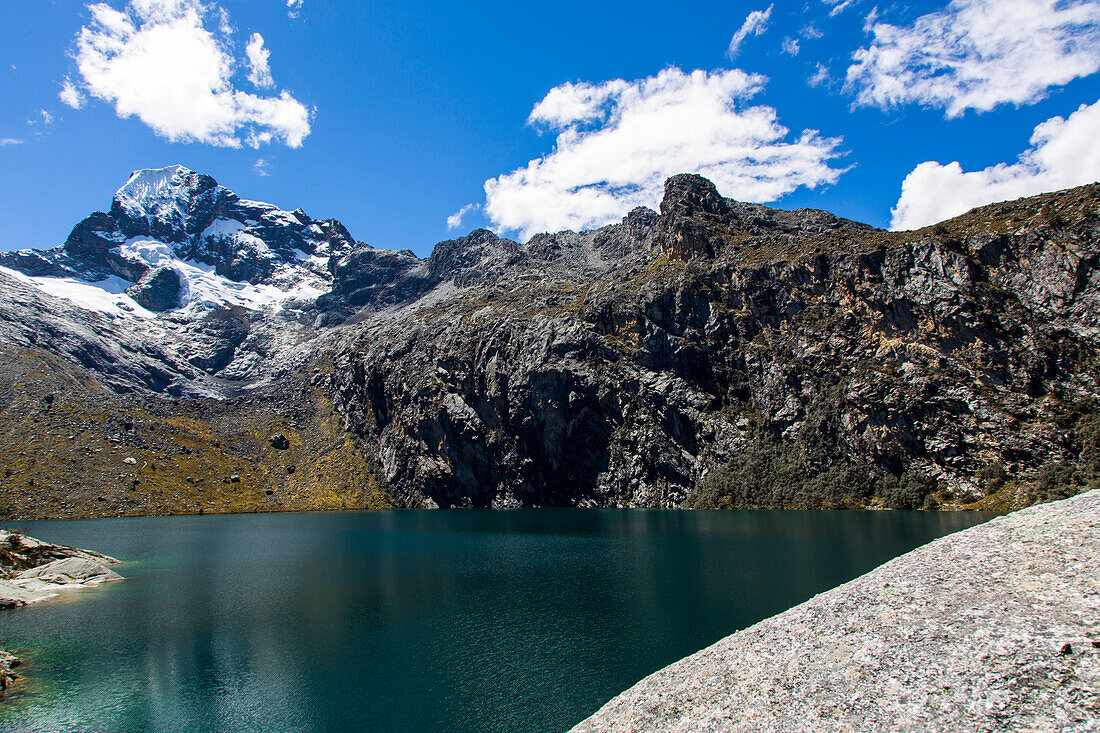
[{"left": 0, "top": 509, "right": 994, "bottom": 733}]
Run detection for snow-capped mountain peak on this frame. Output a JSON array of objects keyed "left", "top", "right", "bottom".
[
  {"left": 0, "top": 165, "right": 355, "bottom": 316},
  {"left": 114, "top": 165, "right": 196, "bottom": 210}
]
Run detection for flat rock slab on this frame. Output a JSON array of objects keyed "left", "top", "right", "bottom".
[
  {"left": 0, "top": 580, "right": 52, "bottom": 608},
  {"left": 0, "top": 534, "right": 122, "bottom": 608},
  {"left": 15, "top": 557, "right": 122, "bottom": 585},
  {"left": 571, "top": 490, "right": 1100, "bottom": 733}
]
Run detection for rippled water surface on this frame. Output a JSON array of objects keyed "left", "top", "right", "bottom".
[{"left": 0, "top": 509, "right": 994, "bottom": 732}]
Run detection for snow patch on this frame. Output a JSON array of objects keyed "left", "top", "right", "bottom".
[
  {"left": 120, "top": 239, "right": 175, "bottom": 269},
  {"left": 235, "top": 231, "right": 271, "bottom": 255},
  {"left": 202, "top": 218, "right": 248, "bottom": 239},
  {"left": 114, "top": 166, "right": 189, "bottom": 217},
  {"left": 118, "top": 239, "right": 323, "bottom": 312},
  {"left": 0, "top": 266, "right": 154, "bottom": 320},
  {"left": 237, "top": 198, "right": 277, "bottom": 210},
  {"left": 263, "top": 209, "right": 301, "bottom": 226}
]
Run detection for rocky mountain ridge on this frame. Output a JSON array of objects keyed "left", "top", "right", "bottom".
[{"left": 1, "top": 165, "right": 1099, "bottom": 515}]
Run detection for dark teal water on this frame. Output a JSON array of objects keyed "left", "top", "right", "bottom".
[{"left": 0, "top": 509, "right": 993, "bottom": 733}]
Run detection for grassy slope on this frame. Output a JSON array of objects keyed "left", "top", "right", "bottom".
[{"left": 0, "top": 343, "right": 393, "bottom": 520}]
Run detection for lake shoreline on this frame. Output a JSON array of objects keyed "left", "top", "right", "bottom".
[
  {"left": 571, "top": 490, "right": 1099, "bottom": 732},
  {"left": 0, "top": 485, "right": 1023, "bottom": 524},
  {"left": 0, "top": 531, "right": 123, "bottom": 691}
]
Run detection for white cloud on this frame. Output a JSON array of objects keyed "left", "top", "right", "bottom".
[
  {"left": 0, "top": 138, "right": 24, "bottom": 146},
  {"left": 808, "top": 63, "right": 831, "bottom": 88},
  {"left": 253, "top": 157, "right": 270, "bottom": 176},
  {"left": 824, "top": 0, "right": 856, "bottom": 16},
  {"left": 215, "top": 6, "right": 231, "bottom": 34},
  {"left": 447, "top": 203, "right": 477, "bottom": 230},
  {"left": 527, "top": 79, "right": 630, "bottom": 128},
  {"left": 891, "top": 98, "right": 1100, "bottom": 229},
  {"left": 286, "top": 0, "right": 303, "bottom": 19},
  {"left": 483, "top": 67, "right": 844, "bottom": 239},
  {"left": 59, "top": 78, "right": 86, "bottom": 108},
  {"left": 847, "top": 0, "right": 1100, "bottom": 118},
  {"left": 69, "top": 0, "right": 311, "bottom": 147},
  {"left": 245, "top": 32, "right": 273, "bottom": 89},
  {"left": 39, "top": 109, "right": 54, "bottom": 125},
  {"left": 728, "top": 5, "right": 773, "bottom": 58},
  {"left": 801, "top": 24, "right": 823, "bottom": 39},
  {"left": 781, "top": 37, "right": 800, "bottom": 56}
]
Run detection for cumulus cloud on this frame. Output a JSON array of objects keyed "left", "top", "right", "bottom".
[
  {"left": 447, "top": 204, "right": 477, "bottom": 230},
  {"left": 253, "top": 157, "right": 270, "bottom": 176},
  {"left": 728, "top": 5, "right": 773, "bottom": 58},
  {"left": 847, "top": 0, "right": 1100, "bottom": 118},
  {"left": 287, "top": 0, "right": 303, "bottom": 19},
  {"left": 0, "top": 138, "right": 24, "bottom": 146},
  {"left": 245, "top": 32, "right": 273, "bottom": 89},
  {"left": 781, "top": 37, "right": 800, "bottom": 56},
  {"left": 891, "top": 99, "right": 1100, "bottom": 230},
  {"left": 39, "top": 109, "right": 54, "bottom": 125},
  {"left": 69, "top": 0, "right": 310, "bottom": 147},
  {"left": 483, "top": 67, "right": 844, "bottom": 239},
  {"left": 59, "top": 78, "right": 86, "bottom": 108}
]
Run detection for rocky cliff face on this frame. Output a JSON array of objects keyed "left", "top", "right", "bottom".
[
  {"left": 1, "top": 167, "right": 1099, "bottom": 516},
  {"left": 329, "top": 176, "right": 1100, "bottom": 508}
]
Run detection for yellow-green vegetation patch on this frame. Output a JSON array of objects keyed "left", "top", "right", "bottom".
[{"left": 0, "top": 343, "right": 393, "bottom": 520}]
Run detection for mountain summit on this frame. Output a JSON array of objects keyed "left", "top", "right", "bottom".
[{"left": 1, "top": 165, "right": 353, "bottom": 314}]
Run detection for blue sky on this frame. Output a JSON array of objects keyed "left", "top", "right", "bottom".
[{"left": 2, "top": 0, "right": 1100, "bottom": 256}]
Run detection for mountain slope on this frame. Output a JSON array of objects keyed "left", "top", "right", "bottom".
[{"left": 1, "top": 166, "right": 1099, "bottom": 516}]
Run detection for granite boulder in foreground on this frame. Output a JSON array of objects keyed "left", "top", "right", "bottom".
[{"left": 571, "top": 490, "right": 1100, "bottom": 732}]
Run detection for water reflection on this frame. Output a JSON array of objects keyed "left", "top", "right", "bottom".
[{"left": 0, "top": 509, "right": 994, "bottom": 733}]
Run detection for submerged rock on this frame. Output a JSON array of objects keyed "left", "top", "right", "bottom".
[
  {"left": 0, "top": 650, "right": 20, "bottom": 690},
  {"left": 570, "top": 490, "right": 1100, "bottom": 732}
]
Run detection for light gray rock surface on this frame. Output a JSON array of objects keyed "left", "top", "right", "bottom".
[
  {"left": 0, "top": 531, "right": 122, "bottom": 607},
  {"left": 14, "top": 557, "right": 122, "bottom": 585},
  {"left": 570, "top": 490, "right": 1100, "bottom": 732}
]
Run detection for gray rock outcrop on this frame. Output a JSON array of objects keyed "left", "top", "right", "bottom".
[
  {"left": 127, "top": 265, "right": 181, "bottom": 311},
  {"left": 0, "top": 649, "right": 19, "bottom": 690},
  {"left": 331, "top": 177, "right": 1100, "bottom": 507},
  {"left": 0, "top": 530, "right": 122, "bottom": 607},
  {"left": 570, "top": 490, "right": 1100, "bottom": 732}
]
